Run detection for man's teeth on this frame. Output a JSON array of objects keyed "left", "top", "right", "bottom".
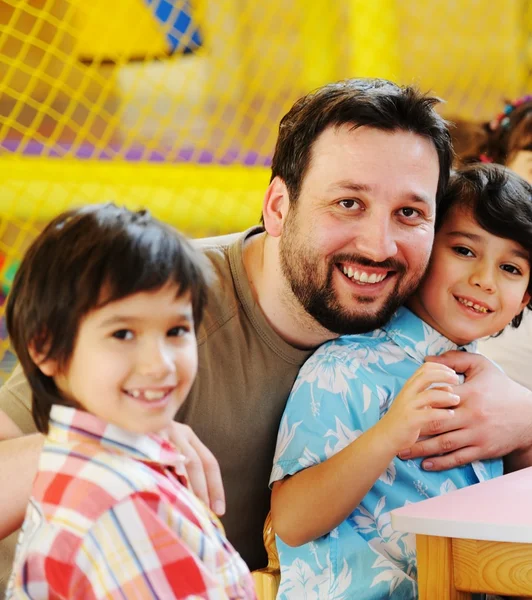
[
  {"left": 127, "top": 389, "right": 167, "bottom": 401},
  {"left": 457, "top": 297, "right": 489, "bottom": 313},
  {"left": 342, "top": 266, "right": 386, "bottom": 284}
]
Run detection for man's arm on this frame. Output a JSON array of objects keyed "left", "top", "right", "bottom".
[
  {"left": 0, "top": 366, "right": 42, "bottom": 539},
  {"left": 0, "top": 431, "right": 42, "bottom": 538},
  {"left": 397, "top": 351, "right": 532, "bottom": 471}
]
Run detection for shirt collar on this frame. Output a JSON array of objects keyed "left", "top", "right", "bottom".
[
  {"left": 48, "top": 405, "right": 184, "bottom": 469},
  {"left": 381, "top": 306, "right": 477, "bottom": 365}
]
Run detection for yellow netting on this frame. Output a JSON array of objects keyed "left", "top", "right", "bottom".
[{"left": 0, "top": 0, "right": 531, "bottom": 379}]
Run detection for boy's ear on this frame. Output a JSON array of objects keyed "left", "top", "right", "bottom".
[
  {"left": 516, "top": 290, "right": 532, "bottom": 317},
  {"left": 28, "top": 342, "right": 58, "bottom": 377}
]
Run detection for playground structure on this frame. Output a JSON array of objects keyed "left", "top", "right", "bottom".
[{"left": 0, "top": 0, "right": 531, "bottom": 380}]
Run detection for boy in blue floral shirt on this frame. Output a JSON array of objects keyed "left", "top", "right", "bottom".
[{"left": 270, "top": 164, "right": 532, "bottom": 599}]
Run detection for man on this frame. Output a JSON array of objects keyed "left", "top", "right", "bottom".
[{"left": 1, "top": 79, "right": 532, "bottom": 589}]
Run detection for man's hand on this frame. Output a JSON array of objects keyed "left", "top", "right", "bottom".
[
  {"left": 397, "top": 351, "right": 532, "bottom": 471},
  {"left": 167, "top": 422, "right": 226, "bottom": 515}
]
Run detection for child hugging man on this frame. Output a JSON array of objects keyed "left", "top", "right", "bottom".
[
  {"left": 5, "top": 204, "right": 255, "bottom": 599},
  {"left": 270, "top": 164, "right": 532, "bottom": 599}
]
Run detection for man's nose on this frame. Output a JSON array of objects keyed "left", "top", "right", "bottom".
[{"left": 352, "top": 217, "right": 398, "bottom": 263}]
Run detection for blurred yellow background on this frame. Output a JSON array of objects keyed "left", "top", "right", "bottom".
[{"left": 0, "top": 0, "right": 531, "bottom": 376}]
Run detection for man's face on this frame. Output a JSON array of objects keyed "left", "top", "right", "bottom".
[{"left": 278, "top": 124, "right": 440, "bottom": 334}]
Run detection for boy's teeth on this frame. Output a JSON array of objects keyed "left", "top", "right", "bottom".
[
  {"left": 457, "top": 297, "right": 488, "bottom": 313},
  {"left": 127, "top": 389, "right": 166, "bottom": 400},
  {"left": 145, "top": 390, "right": 165, "bottom": 400},
  {"left": 341, "top": 266, "right": 386, "bottom": 285}
]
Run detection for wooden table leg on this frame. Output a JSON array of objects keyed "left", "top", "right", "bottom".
[{"left": 416, "top": 534, "right": 471, "bottom": 600}]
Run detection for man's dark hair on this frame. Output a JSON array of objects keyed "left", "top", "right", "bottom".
[
  {"left": 6, "top": 203, "right": 211, "bottom": 433},
  {"left": 436, "top": 163, "right": 532, "bottom": 329},
  {"left": 270, "top": 78, "right": 453, "bottom": 206}
]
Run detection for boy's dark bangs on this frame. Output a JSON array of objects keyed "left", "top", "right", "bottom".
[
  {"left": 470, "top": 179, "right": 532, "bottom": 256},
  {"left": 91, "top": 227, "right": 194, "bottom": 309}
]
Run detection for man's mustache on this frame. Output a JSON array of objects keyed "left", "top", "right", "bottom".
[{"left": 332, "top": 253, "right": 406, "bottom": 273}]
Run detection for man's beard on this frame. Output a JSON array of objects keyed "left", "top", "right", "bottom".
[{"left": 279, "top": 237, "right": 425, "bottom": 336}]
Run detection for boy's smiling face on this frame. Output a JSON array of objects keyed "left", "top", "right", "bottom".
[
  {"left": 408, "top": 206, "right": 531, "bottom": 346},
  {"left": 38, "top": 282, "right": 198, "bottom": 435}
]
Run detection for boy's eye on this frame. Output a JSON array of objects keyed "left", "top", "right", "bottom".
[
  {"left": 168, "top": 326, "right": 191, "bottom": 337},
  {"left": 112, "top": 329, "right": 134, "bottom": 340},
  {"left": 453, "top": 246, "right": 474, "bottom": 257},
  {"left": 501, "top": 264, "right": 522, "bottom": 275}
]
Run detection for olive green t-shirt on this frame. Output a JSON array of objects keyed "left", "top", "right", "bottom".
[{"left": 0, "top": 227, "right": 314, "bottom": 590}]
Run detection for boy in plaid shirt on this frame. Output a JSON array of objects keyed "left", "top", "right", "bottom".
[{"left": 4, "top": 204, "right": 255, "bottom": 599}]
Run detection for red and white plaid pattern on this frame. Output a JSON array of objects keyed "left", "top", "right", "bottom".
[{"left": 7, "top": 405, "right": 256, "bottom": 599}]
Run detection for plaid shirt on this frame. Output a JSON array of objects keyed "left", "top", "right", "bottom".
[{"left": 7, "top": 405, "right": 256, "bottom": 599}]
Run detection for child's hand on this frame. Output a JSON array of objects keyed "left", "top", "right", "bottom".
[{"left": 378, "top": 362, "right": 461, "bottom": 453}]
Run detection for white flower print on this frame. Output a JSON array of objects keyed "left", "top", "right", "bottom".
[
  {"left": 323, "top": 417, "right": 361, "bottom": 458},
  {"left": 291, "top": 344, "right": 357, "bottom": 403}
]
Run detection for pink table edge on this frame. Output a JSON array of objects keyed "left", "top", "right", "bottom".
[{"left": 391, "top": 466, "right": 532, "bottom": 543}]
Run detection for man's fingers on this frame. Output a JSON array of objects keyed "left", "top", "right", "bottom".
[
  {"left": 168, "top": 423, "right": 226, "bottom": 516},
  {"left": 187, "top": 432, "right": 226, "bottom": 516},
  {"left": 176, "top": 434, "right": 211, "bottom": 506},
  {"left": 398, "top": 428, "right": 470, "bottom": 460},
  {"left": 420, "top": 446, "right": 481, "bottom": 472}
]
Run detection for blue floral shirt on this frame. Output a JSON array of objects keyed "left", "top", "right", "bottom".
[{"left": 270, "top": 307, "right": 502, "bottom": 600}]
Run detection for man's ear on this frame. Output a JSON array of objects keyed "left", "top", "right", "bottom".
[
  {"left": 28, "top": 342, "right": 58, "bottom": 377},
  {"left": 262, "top": 176, "right": 290, "bottom": 237}
]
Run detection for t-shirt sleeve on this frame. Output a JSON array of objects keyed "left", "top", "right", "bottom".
[
  {"left": 0, "top": 364, "right": 36, "bottom": 435},
  {"left": 270, "top": 341, "right": 383, "bottom": 487}
]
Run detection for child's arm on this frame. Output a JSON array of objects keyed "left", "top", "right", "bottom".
[{"left": 271, "top": 362, "right": 460, "bottom": 547}]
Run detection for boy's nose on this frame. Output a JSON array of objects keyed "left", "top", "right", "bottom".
[
  {"left": 470, "top": 266, "right": 496, "bottom": 293},
  {"left": 138, "top": 342, "right": 175, "bottom": 378}
]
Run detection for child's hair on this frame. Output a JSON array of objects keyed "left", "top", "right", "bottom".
[
  {"left": 450, "top": 95, "right": 532, "bottom": 166},
  {"left": 436, "top": 163, "right": 532, "bottom": 329},
  {"left": 6, "top": 203, "right": 211, "bottom": 433}
]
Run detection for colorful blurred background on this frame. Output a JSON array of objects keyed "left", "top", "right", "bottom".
[{"left": 0, "top": 0, "right": 531, "bottom": 380}]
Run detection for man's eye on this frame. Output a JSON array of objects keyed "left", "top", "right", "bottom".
[
  {"left": 338, "top": 199, "right": 361, "bottom": 210},
  {"left": 453, "top": 246, "right": 474, "bottom": 257},
  {"left": 399, "top": 207, "right": 421, "bottom": 218},
  {"left": 112, "top": 329, "right": 134, "bottom": 340}
]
